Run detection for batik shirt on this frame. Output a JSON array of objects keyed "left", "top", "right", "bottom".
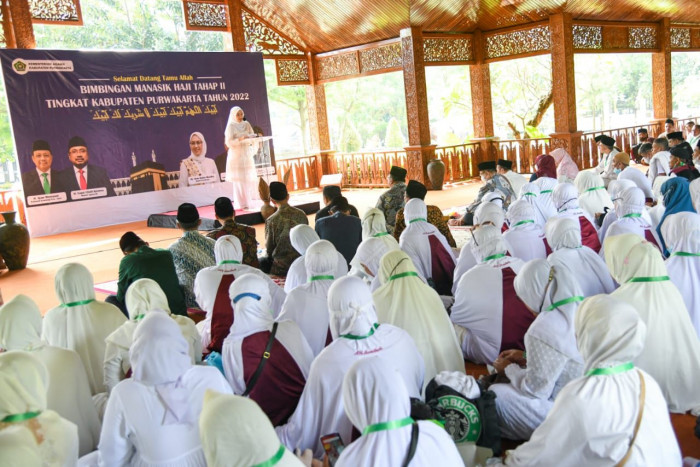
[
  {"left": 265, "top": 204, "right": 309, "bottom": 276},
  {"left": 393, "top": 204, "right": 457, "bottom": 247},
  {"left": 169, "top": 231, "right": 216, "bottom": 308},
  {"left": 376, "top": 182, "right": 406, "bottom": 234},
  {"left": 207, "top": 219, "right": 260, "bottom": 268},
  {"left": 465, "top": 174, "right": 515, "bottom": 216}
]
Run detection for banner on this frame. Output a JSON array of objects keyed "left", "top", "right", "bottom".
[{"left": 0, "top": 50, "right": 274, "bottom": 236}]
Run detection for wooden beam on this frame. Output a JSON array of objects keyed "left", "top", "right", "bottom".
[
  {"left": 652, "top": 18, "right": 672, "bottom": 121},
  {"left": 8, "top": 0, "right": 35, "bottom": 49},
  {"left": 226, "top": 0, "right": 246, "bottom": 52},
  {"left": 1, "top": 0, "right": 17, "bottom": 48}
]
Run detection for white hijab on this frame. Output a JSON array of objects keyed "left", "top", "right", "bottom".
[
  {"left": 470, "top": 224, "right": 507, "bottom": 263},
  {"left": 513, "top": 260, "right": 583, "bottom": 362},
  {"left": 605, "top": 234, "right": 700, "bottom": 413},
  {"left": 545, "top": 217, "right": 616, "bottom": 297},
  {"left": 224, "top": 106, "right": 250, "bottom": 143},
  {"left": 503, "top": 295, "right": 681, "bottom": 466},
  {"left": 373, "top": 250, "right": 464, "bottom": 386},
  {"left": 618, "top": 166, "right": 654, "bottom": 200},
  {"left": 0, "top": 295, "right": 43, "bottom": 352},
  {"left": 553, "top": 182, "right": 595, "bottom": 227},
  {"left": 605, "top": 187, "right": 660, "bottom": 252},
  {"left": 503, "top": 200, "right": 548, "bottom": 262},
  {"left": 187, "top": 131, "right": 207, "bottom": 160},
  {"left": 661, "top": 212, "right": 700, "bottom": 337},
  {"left": 518, "top": 182, "right": 549, "bottom": 226},
  {"left": 349, "top": 237, "right": 400, "bottom": 289},
  {"left": 474, "top": 201, "right": 505, "bottom": 228},
  {"left": 574, "top": 171, "right": 613, "bottom": 218},
  {"left": 338, "top": 356, "right": 463, "bottom": 467},
  {"left": 130, "top": 311, "right": 195, "bottom": 425},
  {"left": 328, "top": 276, "right": 380, "bottom": 340},
  {"left": 200, "top": 391, "right": 303, "bottom": 466},
  {"left": 533, "top": 176, "right": 558, "bottom": 219},
  {"left": 399, "top": 198, "right": 455, "bottom": 283},
  {"left": 690, "top": 178, "right": 700, "bottom": 212},
  {"left": 286, "top": 226, "right": 347, "bottom": 293}
]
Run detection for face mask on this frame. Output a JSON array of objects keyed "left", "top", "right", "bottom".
[
  {"left": 480, "top": 175, "right": 487, "bottom": 183},
  {"left": 613, "top": 168, "right": 621, "bottom": 175}
]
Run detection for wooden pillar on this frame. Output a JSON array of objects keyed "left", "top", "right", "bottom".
[
  {"left": 306, "top": 54, "right": 333, "bottom": 175},
  {"left": 1, "top": 0, "right": 16, "bottom": 48},
  {"left": 469, "top": 30, "right": 496, "bottom": 165},
  {"left": 226, "top": 0, "right": 247, "bottom": 52},
  {"left": 7, "top": 0, "right": 35, "bottom": 49},
  {"left": 651, "top": 18, "right": 672, "bottom": 129},
  {"left": 549, "top": 13, "right": 583, "bottom": 166},
  {"left": 400, "top": 26, "right": 434, "bottom": 186}
]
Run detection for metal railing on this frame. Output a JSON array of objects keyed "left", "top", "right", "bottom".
[{"left": 434, "top": 142, "right": 481, "bottom": 183}]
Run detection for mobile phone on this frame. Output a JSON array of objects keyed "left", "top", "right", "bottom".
[{"left": 320, "top": 432, "right": 345, "bottom": 467}]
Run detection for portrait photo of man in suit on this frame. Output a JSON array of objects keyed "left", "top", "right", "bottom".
[
  {"left": 59, "top": 136, "right": 116, "bottom": 199},
  {"left": 21, "top": 139, "right": 66, "bottom": 202}
]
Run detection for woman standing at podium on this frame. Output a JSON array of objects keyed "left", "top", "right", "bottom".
[{"left": 224, "top": 106, "right": 257, "bottom": 210}]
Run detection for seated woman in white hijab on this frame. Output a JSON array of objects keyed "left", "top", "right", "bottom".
[
  {"left": 400, "top": 198, "right": 456, "bottom": 295},
  {"left": 0, "top": 295, "right": 99, "bottom": 457},
  {"left": 42, "top": 263, "right": 126, "bottom": 397},
  {"left": 494, "top": 295, "right": 681, "bottom": 466},
  {"left": 552, "top": 182, "right": 601, "bottom": 252},
  {"left": 518, "top": 183, "right": 549, "bottom": 227},
  {"left": 452, "top": 202, "right": 505, "bottom": 295},
  {"left": 195, "top": 236, "right": 286, "bottom": 354},
  {"left": 618, "top": 164, "right": 655, "bottom": 203},
  {"left": 337, "top": 356, "right": 464, "bottom": 467},
  {"left": 349, "top": 236, "right": 401, "bottom": 290},
  {"left": 97, "top": 311, "right": 231, "bottom": 466},
  {"left": 573, "top": 170, "right": 613, "bottom": 219},
  {"left": 199, "top": 391, "right": 306, "bottom": 467},
  {"left": 502, "top": 200, "right": 550, "bottom": 262},
  {"left": 275, "top": 276, "right": 425, "bottom": 457},
  {"left": 104, "top": 279, "right": 202, "bottom": 393},
  {"left": 545, "top": 217, "right": 616, "bottom": 297},
  {"left": 0, "top": 424, "right": 42, "bottom": 467},
  {"left": 279, "top": 240, "right": 339, "bottom": 356},
  {"left": 533, "top": 175, "right": 558, "bottom": 220},
  {"left": 605, "top": 234, "right": 700, "bottom": 413},
  {"left": 361, "top": 207, "right": 398, "bottom": 244},
  {"left": 602, "top": 186, "right": 662, "bottom": 257},
  {"left": 598, "top": 178, "right": 637, "bottom": 241},
  {"left": 0, "top": 352, "right": 78, "bottom": 466},
  {"left": 223, "top": 274, "right": 313, "bottom": 426},
  {"left": 490, "top": 260, "right": 584, "bottom": 441},
  {"left": 373, "top": 250, "right": 464, "bottom": 387},
  {"left": 661, "top": 212, "right": 700, "bottom": 337},
  {"left": 285, "top": 225, "right": 347, "bottom": 293},
  {"left": 451, "top": 225, "right": 535, "bottom": 364},
  {"left": 647, "top": 175, "right": 669, "bottom": 230}
]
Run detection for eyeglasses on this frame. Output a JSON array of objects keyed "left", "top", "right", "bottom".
[{"left": 190, "top": 141, "right": 203, "bottom": 146}]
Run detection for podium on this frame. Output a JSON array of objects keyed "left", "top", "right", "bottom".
[{"left": 244, "top": 136, "right": 274, "bottom": 176}]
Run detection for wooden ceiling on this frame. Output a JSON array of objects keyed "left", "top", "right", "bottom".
[{"left": 242, "top": 0, "right": 700, "bottom": 53}]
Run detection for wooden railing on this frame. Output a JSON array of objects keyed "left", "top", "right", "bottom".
[
  {"left": 434, "top": 142, "right": 481, "bottom": 182},
  {"left": 275, "top": 154, "right": 323, "bottom": 191},
  {"left": 328, "top": 150, "right": 407, "bottom": 187},
  {"left": 491, "top": 138, "right": 551, "bottom": 174},
  {"left": 580, "top": 122, "right": 659, "bottom": 169}
]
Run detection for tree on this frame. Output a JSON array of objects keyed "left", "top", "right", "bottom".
[
  {"left": 384, "top": 117, "right": 405, "bottom": 148},
  {"left": 263, "top": 61, "right": 309, "bottom": 155},
  {"left": 341, "top": 121, "right": 361, "bottom": 152}
]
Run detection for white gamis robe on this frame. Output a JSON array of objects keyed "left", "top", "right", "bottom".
[
  {"left": 545, "top": 217, "right": 616, "bottom": 297},
  {"left": 533, "top": 176, "right": 558, "bottom": 219},
  {"left": 605, "top": 234, "right": 700, "bottom": 413},
  {"left": 372, "top": 250, "right": 465, "bottom": 390},
  {"left": 618, "top": 165, "right": 654, "bottom": 201},
  {"left": 97, "top": 312, "right": 232, "bottom": 467},
  {"left": 490, "top": 260, "right": 584, "bottom": 441},
  {"left": 0, "top": 295, "right": 100, "bottom": 457},
  {"left": 661, "top": 211, "right": 700, "bottom": 337},
  {"left": 337, "top": 356, "right": 464, "bottom": 467},
  {"left": 552, "top": 182, "right": 601, "bottom": 252},
  {"left": 601, "top": 186, "right": 662, "bottom": 259},
  {"left": 502, "top": 199, "right": 550, "bottom": 262},
  {"left": 275, "top": 276, "right": 425, "bottom": 458},
  {"left": 42, "top": 263, "right": 127, "bottom": 396},
  {"left": 574, "top": 170, "right": 613, "bottom": 219},
  {"left": 502, "top": 170, "right": 528, "bottom": 199},
  {"left": 104, "top": 278, "right": 202, "bottom": 393},
  {"left": 495, "top": 295, "right": 681, "bottom": 466}
]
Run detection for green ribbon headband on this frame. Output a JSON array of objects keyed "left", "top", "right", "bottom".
[
  {"left": 60, "top": 299, "right": 95, "bottom": 308},
  {"left": 362, "top": 416, "right": 414, "bottom": 435},
  {"left": 1, "top": 411, "right": 42, "bottom": 423},
  {"left": 545, "top": 296, "right": 584, "bottom": 311},
  {"left": 670, "top": 251, "right": 700, "bottom": 257},
  {"left": 622, "top": 213, "right": 642, "bottom": 218},
  {"left": 483, "top": 253, "right": 506, "bottom": 262},
  {"left": 219, "top": 260, "right": 240, "bottom": 265},
  {"left": 373, "top": 232, "right": 390, "bottom": 237},
  {"left": 388, "top": 271, "right": 419, "bottom": 281},
  {"left": 309, "top": 275, "right": 334, "bottom": 282},
  {"left": 251, "top": 444, "right": 286, "bottom": 467},
  {"left": 585, "top": 186, "right": 606, "bottom": 192},
  {"left": 513, "top": 220, "right": 535, "bottom": 227},
  {"left": 540, "top": 189, "right": 553, "bottom": 194},
  {"left": 586, "top": 362, "right": 634, "bottom": 377},
  {"left": 341, "top": 323, "right": 380, "bottom": 340},
  {"left": 627, "top": 276, "right": 670, "bottom": 283},
  {"left": 408, "top": 218, "right": 427, "bottom": 224}
]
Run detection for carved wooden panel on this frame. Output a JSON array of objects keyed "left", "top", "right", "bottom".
[
  {"left": 572, "top": 25, "right": 602, "bottom": 50},
  {"left": 276, "top": 59, "right": 309, "bottom": 84},
  {"left": 184, "top": 1, "right": 228, "bottom": 31},
  {"left": 316, "top": 52, "right": 360, "bottom": 81},
  {"left": 694, "top": 28, "right": 700, "bottom": 49},
  {"left": 359, "top": 42, "right": 402, "bottom": 73},
  {"left": 628, "top": 26, "right": 656, "bottom": 49},
  {"left": 602, "top": 26, "right": 628, "bottom": 49},
  {"left": 670, "top": 27, "right": 691, "bottom": 49},
  {"left": 484, "top": 25, "right": 551, "bottom": 60},
  {"left": 423, "top": 37, "right": 473, "bottom": 64},
  {"left": 29, "top": 0, "right": 81, "bottom": 24},
  {"left": 242, "top": 8, "right": 303, "bottom": 55}
]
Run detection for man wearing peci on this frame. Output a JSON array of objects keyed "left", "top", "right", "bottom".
[
  {"left": 21, "top": 139, "right": 66, "bottom": 201},
  {"left": 58, "top": 136, "right": 116, "bottom": 200}
]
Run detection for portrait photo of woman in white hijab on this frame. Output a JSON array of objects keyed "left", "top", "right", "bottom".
[
  {"left": 179, "top": 132, "right": 219, "bottom": 187},
  {"left": 224, "top": 106, "right": 258, "bottom": 210}
]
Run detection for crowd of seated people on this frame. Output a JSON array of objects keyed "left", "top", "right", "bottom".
[{"left": 2, "top": 139, "right": 700, "bottom": 465}]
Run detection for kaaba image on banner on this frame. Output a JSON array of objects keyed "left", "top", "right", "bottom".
[{"left": 130, "top": 161, "right": 169, "bottom": 193}]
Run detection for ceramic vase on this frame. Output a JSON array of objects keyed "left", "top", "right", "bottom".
[{"left": 0, "top": 211, "right": 30, "bottom": 270}]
